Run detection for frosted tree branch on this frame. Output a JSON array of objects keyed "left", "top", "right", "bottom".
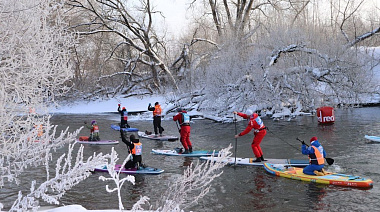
[{"left": 155, "top": 145, "right": 232, "bottom": 211}]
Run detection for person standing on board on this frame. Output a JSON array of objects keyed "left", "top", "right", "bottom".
[
  {"left": 148, "top": 102, "right": 164, "bottom": 137},
  {"left": 117, "top": 104, "right": 130, "bottom": 128},
  {"left": 84, "top": 120, "right": 100, "bottom": 141},
  {"left": 234, "top": 109, "right": 267, "bottom": 162},
  {"left": 173, "top": 108, "right": 192, "bottom": 154},
  {"left": 120, "top": 130, "right": 143, "bottom": 169},
  {"left": 301, "top": 136, "right": 327, "bottom": 176}
]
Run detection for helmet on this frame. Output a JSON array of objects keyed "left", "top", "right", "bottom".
[
  {"left": 177, "top": 108, "right": 182, "bottom": 112},
  {"left": 155, "top": 102, "right": 159, "bottom": 105},
  {"left": 310, "top": 136, "right": 318, "bottom": 143},
  {"left": 91, "top": 120, "right": 97, "bottom": 125},
  {"left": 122, "top": 107, "right": 126, "bottom": 110},
  {"left": 246, "top": 109, "right": 253, "bottom": 115}
]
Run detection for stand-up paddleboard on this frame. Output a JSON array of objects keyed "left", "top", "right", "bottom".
[
  {"left": 200, "top": 156, "right": 309, "bottom": 167},
  {"left": 138, "top": 131, "right": 178, "bottom": 141},
  {"left": 94, "top": 164, "right": 164, "bottom": 175},
  {"left": 152, "top": 148, "right": 219, "bottom": 157},
  {"left": 76, "top": 136, "right": 119, "bottom": 145},
  {"left": 364, "top": 135, "right": 380, "bottom": 142},
  {"left": 76, "top": 140, "right": 119, "bottom": 145},
  {"left": 264, "top": 163, "right": 373, "bottom": 188},
  {"left": 110, "top": 124, "right": 138, "bottom": 132}
]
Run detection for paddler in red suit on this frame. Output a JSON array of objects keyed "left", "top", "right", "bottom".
[{"left": 234, "top": 109, "right": 267, "bottom": 162}]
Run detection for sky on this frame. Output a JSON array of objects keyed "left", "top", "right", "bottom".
[{"left": 152, "top": 0, "right": 189, "bottom": 38}]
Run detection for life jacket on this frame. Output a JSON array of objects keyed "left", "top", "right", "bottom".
[
  {"left": 248, "top": 113, "right": 265, "bottom": 130},
  {"left": 153, "top": 105, "right": 162, "bottom": 116},
  {"left": 180, "top": 112, "right": 190, "bottom": 126},
  {"left": 121, "top": 110, "right": 128, "bottom": 120},
  {"left": 309, "top": 146, "right": 324, "bottom": 165},
  {"left": 35, "top": 125, "right": 43, "bottom": 137},
  {"left": 132, "top": 142, "right": 142, "bottom": 155},
  {"left": 91, "top": 125, "right": 99, "bottom": 133}
]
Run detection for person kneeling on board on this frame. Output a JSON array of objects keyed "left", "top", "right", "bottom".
[
  {"left": 120, "top": 130, "right": 143, "bottom": 169},
  {"left": 301, "top": 137, "right": 327, "bottom": 176},
  {"left": 84, "top": 120, "right": 100, "bottom": 141}
]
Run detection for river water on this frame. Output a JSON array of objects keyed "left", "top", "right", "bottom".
[{"left": 2, "top": 107, "right": 380, "bottom": 211}]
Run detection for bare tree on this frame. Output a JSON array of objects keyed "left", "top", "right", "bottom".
[{"left": 66, "top": 0, "right": 179, "bottom": 95}]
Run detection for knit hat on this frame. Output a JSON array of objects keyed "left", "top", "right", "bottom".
[{"left": 310, "top": 136, "right": 318, "bottom": 143}]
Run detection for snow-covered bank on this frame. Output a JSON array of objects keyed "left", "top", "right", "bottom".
[{"left": 51, "top": 95, "right": 165, "bottom": 114}]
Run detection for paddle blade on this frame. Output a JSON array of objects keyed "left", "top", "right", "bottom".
[{"left": 325, "top": 157, "right": 334, "bottom": 165}]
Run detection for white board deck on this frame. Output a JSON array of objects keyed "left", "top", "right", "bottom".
[
  {"left": 138, "top": 131, "right": 178, "bottom": 141},
  {"left": 75, "top": 140, "right": 119, "bottom": 145},
  {"left": 365, "top": 135, "right": 380, "bottom": 142},
  {"left": 152, "top": 149, "right": 219, "bottom": 157},
  {"left": 200, "top": 156, "right": 309, "bottom": 167}
]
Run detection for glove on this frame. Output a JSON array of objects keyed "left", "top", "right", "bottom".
[
  {"left": 118, "top": 104, "right": 121, "bottom": 107},
  {"left": 301, "top": 141, "right": 306, "bottom": 145},
  {"left": 84, "top": 121, "right": 87, "bottom": 124},
  {"left": 149, "top": 103, "right": 151, "bottom": 106},
  {"left": 178, "top": 129, "right": 181, "bottom": 133}
]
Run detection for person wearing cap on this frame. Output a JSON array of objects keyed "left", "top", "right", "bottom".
[
  {"left": 301, "top": 136, "right": 327, "bottom": 176},
  {"left": 148, "top": 102, "right": 164, "bottom": 136},
  {"left": 117, "top": 104, "right": 130, "bottom": 128},
  {"left": 234, "top": 109, "right": 267, "bottom": 162},
  {"left": 173, "top": 108, "right": 192, "bottom": 154},
  {"left": 84, "top": 120, "right": 100, "bottom": 141},
  {"left": 120, "top": 129, "right": 143, "bottom": 169}
]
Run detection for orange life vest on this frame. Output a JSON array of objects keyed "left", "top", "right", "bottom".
[
  {"left": 91, "top": 125, "right": 99, "bottom": 133},
  {"left": 309, "top": 146, "right": 324, "bottom": 165},
  {"left": 36, "top": 125, "right": 43, "bottom": 137},
  {"left": 132, "top": 142, "right": 142, "bottom": 155},
  {"left": 153, "top": 105, "right": 162, "bottom": 116}
]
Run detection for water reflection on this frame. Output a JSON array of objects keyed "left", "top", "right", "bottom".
[
  {"left": 248, "top": 170, "right": 270, "bottom": 210},
  {"left": 306, "top": 183, "right": 327, "bottom": 210}
]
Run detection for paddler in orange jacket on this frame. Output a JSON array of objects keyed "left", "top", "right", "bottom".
[
  {"left": 301, "top": 136, "right": 327, "bottom": 175},
  {"left": 234, "top": 109, "right": 267, "bottom": 162},
  {"left": 148, "top": 102, "right": 164, "bottom": 136}
]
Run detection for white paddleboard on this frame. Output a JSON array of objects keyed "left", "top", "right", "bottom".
[
  {"left": 152, "top": 149, "right": 219, "bottom": 157},
  {"left": 75, "top": 140, "right": 119, "bottom": 145},
  {"left": 200, "top": 156, "right": 309, "bottom": 167},
  {"left": 138, "top": 131, "right": 178, "bottom": 141},
  {"left": 365, "top": 135, "right": 380, "bottom": 142}
]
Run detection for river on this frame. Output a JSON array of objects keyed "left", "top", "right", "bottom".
[{"left": 2, "top": 107, "right": 380, "bottom": 211}]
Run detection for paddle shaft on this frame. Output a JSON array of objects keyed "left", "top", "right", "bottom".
[
  {"left": 297, "top": 138, "right": 334, "bottom": 165},
  {"left": 234, "top": 113, "right": 237, "bottom": 165}
]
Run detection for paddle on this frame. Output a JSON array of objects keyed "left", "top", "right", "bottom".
[
  {"left": 296, "top": 138, "right": 334, "bottom": 165},
  {"left": 234, "top": 113, "right": 238, "bottom": 165}
]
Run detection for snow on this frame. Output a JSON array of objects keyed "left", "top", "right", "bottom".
[
  {"left": 52, "top": 95, "right": 165, "bottom": 114},
  {"left": 37, "top": 205, "right": 133, "bottom": 212}
]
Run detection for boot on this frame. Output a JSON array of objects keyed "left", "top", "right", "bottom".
[
  {"left": 189, "top": 146, "right": 193, "bottom": 153},
  {"left": 321, "top": 168, "right": 327, "bottom": 175},
  {"left": 260, "top": 156, "right": 267, "bottom": 161},
  {"left": 314, "top": 170, "right": 325, "bottom": 176},
  {"left": 183, "top": 149, "right": 189, "bottom": 154},
  {"left": 253, "top": 158, "right": 262, "bottom": 162}
]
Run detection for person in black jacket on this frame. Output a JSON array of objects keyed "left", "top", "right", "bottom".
[
  {"left": 117, "top": 104, "right": 130, "bottom": 128},
  {"left": 120, "top": 130, "right": 142, "bottom": 169}
]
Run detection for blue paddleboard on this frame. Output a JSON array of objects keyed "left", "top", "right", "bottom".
[{"left": 111, "top": 124, "right": 139, "bottom": 132}]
